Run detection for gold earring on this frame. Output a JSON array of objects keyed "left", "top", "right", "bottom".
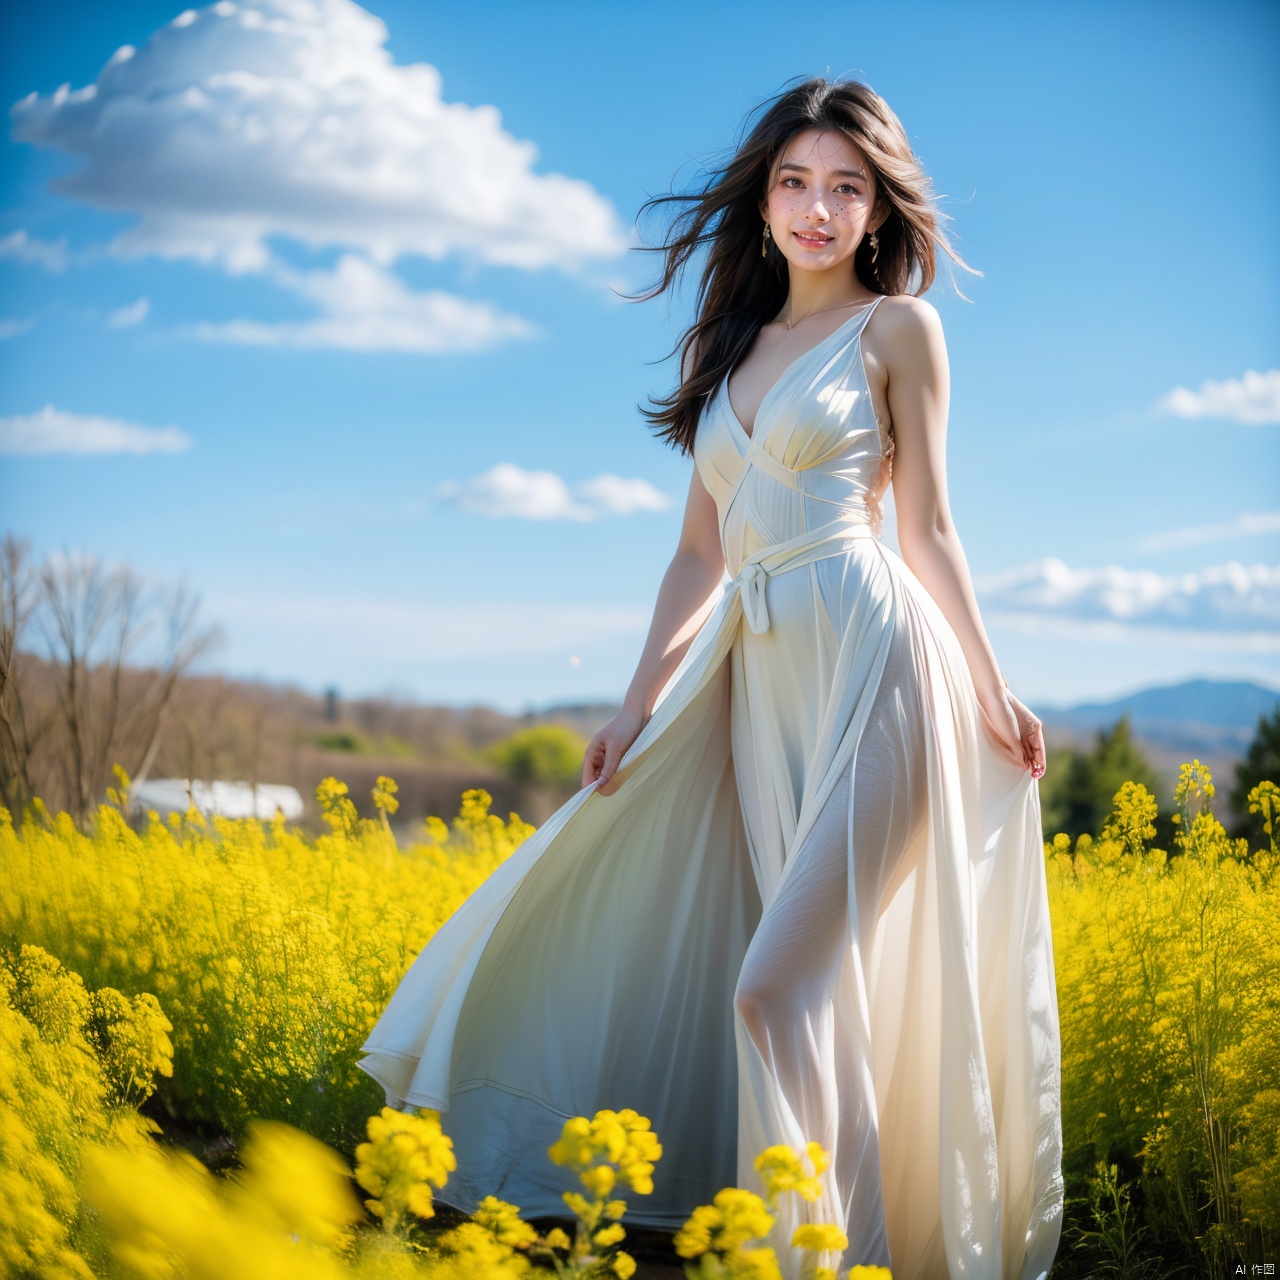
[
  {"left": 870, "top": 230, "right": 880, "bottom": 264},
  {"left": 762, "top": 223, "right": 772, "bottom": 258}
]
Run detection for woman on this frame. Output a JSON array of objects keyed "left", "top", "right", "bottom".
[{"left": 359, "top": 77, "right": 1064, "bottom": 1280}]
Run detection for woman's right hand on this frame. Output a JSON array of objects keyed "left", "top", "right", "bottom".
[{"left": 583, "top": 704, "right": 648, "bottom": 797}]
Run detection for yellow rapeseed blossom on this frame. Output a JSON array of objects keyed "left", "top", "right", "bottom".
[
  {"left": 473, "top": 1194, "right": 539, "bottom": 1250},
  {"left": 790, "top": 1223, "right": 848, "bottom": 1252},
  {"left": 547, "top": 1107, "right": 662, "bottom": 1197},
  {"left": 228, "top": 1119, "right": 364, "bottom": 1251},
  {"left": 544, "top": 1109, "right": 657, "bottom": 1274},
  {"left": 0, "top": 782, "right": 531, "bottom": 1151},
  {"left": 372, "top": 776, "right": 401, "bottom": 817},
  {"left": 354, "top": 1106, "right": 456, "bottom": 1231},
  {"left": 1045, "top": 763, "right": 1280, "bottom": 1259},
  {"left": 430, "top": 1221, "right": 532, "bottom": 1279},
  {"left": 754, "top": 1140, "right": 828, "bottom": 1206},
  {"left": 317, "top": 777, "right": 360, "bottom": 838},
  {"left": 1248, "top": 780, "right": 1279, "bottom": 859},
  {"left": 0, "top": 943, "right": 177, "bottom": 1278},
  {"left": 592, "top": 1222, "right": 626, "bottom": 1247},
  {"left": 674, "top": 1187, "right": 776, "bottom": 1256}
]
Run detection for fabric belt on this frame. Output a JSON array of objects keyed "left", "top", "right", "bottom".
[{"left": 727, "top": 516, "right": 877, "bottom": 634}]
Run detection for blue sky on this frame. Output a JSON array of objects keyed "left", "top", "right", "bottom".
[{"left": 1, "top": 0, "right": 1277, "bottom": 715}]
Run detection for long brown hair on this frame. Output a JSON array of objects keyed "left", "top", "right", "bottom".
[{"left": 633, "top": 76, "right": 978, "bottom": 456}]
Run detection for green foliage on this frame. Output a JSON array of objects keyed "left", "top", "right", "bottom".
[
  {"left": 484, "top": 724, "right": 588, "bottom": 792},
  {"left": 1041, "top": 714, "right": 1160, "bottom": 841},
  {"left": 1231, "top": 704, "right": 1280, "bottom": 840}
]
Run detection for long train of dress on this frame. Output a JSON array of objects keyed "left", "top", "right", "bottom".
[{"left": 357, "top": 296, "right": 1064, "bottom": 1280}]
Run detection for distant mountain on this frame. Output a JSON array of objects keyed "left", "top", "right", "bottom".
[{"left": 1037, "top": 678, "right": 1280, "bottom": 756}]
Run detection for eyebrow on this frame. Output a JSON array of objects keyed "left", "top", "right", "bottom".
[{"left": 777, "top": 160, "right": 867, "bottom": 181}]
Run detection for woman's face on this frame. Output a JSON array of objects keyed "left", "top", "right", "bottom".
[{"left": 761, "top": 128, "right": 879, "bottom": 275}]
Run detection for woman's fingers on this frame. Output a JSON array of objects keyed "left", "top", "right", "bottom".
[
  {"left": 595, "top": 735, "right": 624, "bottom": 795},
  {"left": 1016, "top": 704, "right": 1046, "bottom": 779},
  {"left": 582, "top": 735, "right": 606, "bottom": 789}
]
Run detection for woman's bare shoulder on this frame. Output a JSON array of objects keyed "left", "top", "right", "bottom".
[
  {"left": 866, "top": 294, "right": 945, "bottom": 368},
  {"left": 874, "top": 293, "right": 943, "bottom": 333}
]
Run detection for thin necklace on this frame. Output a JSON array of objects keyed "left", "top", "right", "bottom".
[{"left": 783, "top": 296, "right": 877, "bottom": 331}]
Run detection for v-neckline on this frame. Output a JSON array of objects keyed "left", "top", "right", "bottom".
[{"left": 723, "top": 297, "right": 882, "bottom": 445}]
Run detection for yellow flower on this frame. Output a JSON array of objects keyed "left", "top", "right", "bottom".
[
  {"left": 353, "top": 1106, "right": 456, "bottom": 1230},
  {"left": 754, "top": 1141, "right": 828, "bottom": 1204},
  {"left": 594, "top": 1222, "right": 626, "bottom": 1247},
  {"left": 674, "top": 1187, "right": 775, "bottom": 1257},
  {"left": 372, "top": 775, "right": 400, "bottom": 816},
  {"left": 791, "top": 1223, "right": 848, "bottom": 1252},
  {"left": 612, "top": 1250, "right": 637, "bottom": 1278},
  {"left": 474, "top": 1194, "right": 539, "bottom": 1249}
]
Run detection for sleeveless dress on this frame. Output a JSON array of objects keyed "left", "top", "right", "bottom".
[{"left": 357, "top": 296, "right": 1065, "bottom": 1280}]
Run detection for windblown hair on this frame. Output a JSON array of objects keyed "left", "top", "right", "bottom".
[{"left": 633, "top": 76, "right": 977, "bottom": 456}]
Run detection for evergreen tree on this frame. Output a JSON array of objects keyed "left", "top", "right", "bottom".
[
  {"left": 1040, "top": 714, "right": 1159, "bottom": 841},
  {"left": 1230, "top": 704, "right": 1280, "bottom": 841}
]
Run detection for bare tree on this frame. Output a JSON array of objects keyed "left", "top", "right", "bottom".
[
  {"left": 32, "top": 550, "right": 223, "bottom": 825},
  {"left": 0, "top": 535, "right": 54, "bottom": 814}
]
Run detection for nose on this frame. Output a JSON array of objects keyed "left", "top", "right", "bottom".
[{"left": 803, "top": 193, "right": 830, "bottom": 221}]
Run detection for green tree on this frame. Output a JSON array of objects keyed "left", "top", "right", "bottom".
[
  {"left": 1230, "top": 704, "right": 1280, "bottom": 841},
  {"left": 484, "top": 724, "right": 588, "bottom": 793},
  {"left": 1041, "top": 714, "right": 1159, "bottom": 841}
]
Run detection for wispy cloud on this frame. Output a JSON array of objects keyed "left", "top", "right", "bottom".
[
  {"left": 1139, "top": 510, "right": 1280, "bottom": 552},
  {"left": 0, "top": 229, "right": 68, "bottom": 272},
  {"left": 1155, "top": 369, "right": 1280, "bottom": 425},
  {"left": 190, "top": 254, "right": 532, "bottom": 354},
  {"left": 108, "top": 297, "right": 150, "bottom": 328},
  {"left": 977, "top": 556, "right": 1280, "bottom": 644},
  {"left": 10, "top": 0, "right": 626, "bottom": 275},
  {"left": 436, "top": 462, "right": 673, "bottom": 521},
  {"left": 0, "top": 404, "right": 192, "bottom": 455},
  {"left": 0, "top": 318, "right": 36, "bottom": 340}
]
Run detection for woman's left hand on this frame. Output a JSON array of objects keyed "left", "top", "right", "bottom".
[{"left": 977, "top": 683, "right": 1046, "bottom": 779}]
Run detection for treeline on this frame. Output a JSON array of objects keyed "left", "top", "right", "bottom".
[
  {"left": 1041, "top": 710, "right": 1280, "bottom": 848},
  {"left": 0, "top": 537, "right": 600, "bottom": 830}
]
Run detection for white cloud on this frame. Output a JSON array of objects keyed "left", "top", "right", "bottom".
[
  {"left": 1155, "top": 369, "right": 1280, "bottom": 424},
  {"left": 977, "top": 556, "right": 1280, "bottom": 642},
  {"left": 0, "top": 229, "right": 69, "bottom": 271},
  {"left": 0, "top": 404, "right": 193, "bottom": 455},
  {"left": 1139, "top": 510, "right": 1280, "bottom": 552},
  {"left": 108, "top": 296, "right": 150, "bottom": 327},
  {"left": 10, "top": 0, "right": 627, "bottom": 275},
  {"left": 0, "top": 318, "right": 36, "bottom": 340},
  {"left": 190, "top": 253, "right": 532, "bottom": 352},
  {"left": 436, "top": 462, "right": 673, "bottom": 521}
]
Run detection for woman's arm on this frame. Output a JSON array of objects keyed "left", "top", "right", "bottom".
[
  {"left": 621, "top": 466, "right": 726, "bottom": 724},
  {"left": 877, "top": 297, "right": 1045, "bottom": 777},
  {"left": 584, "top": 462, "right": 725, "bottom": 795}
]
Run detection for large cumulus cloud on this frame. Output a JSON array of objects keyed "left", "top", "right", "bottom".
[{"left": 10, "top": 0, "right": 628, "bottom": 275}]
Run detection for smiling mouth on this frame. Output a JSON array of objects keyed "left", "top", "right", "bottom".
[{"left": 793, "top": 231, "right": 834, "bottom": 245}]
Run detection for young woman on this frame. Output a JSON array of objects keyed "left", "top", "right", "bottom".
[{"left": 360, "top": 77, "right": 1064, "bottom": 1280}]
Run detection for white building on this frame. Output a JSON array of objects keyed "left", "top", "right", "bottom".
[{"left": 129, "top": 779, "right": 305, "bottom": 821}]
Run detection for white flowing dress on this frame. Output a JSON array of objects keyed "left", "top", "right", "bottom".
[{"left": 357, "top": 296, "right": 1064, "bottom": 1280}]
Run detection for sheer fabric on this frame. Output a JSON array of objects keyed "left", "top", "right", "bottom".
[{"left": 358, "top": 297, "right": 1064, "bottom": 1279}]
